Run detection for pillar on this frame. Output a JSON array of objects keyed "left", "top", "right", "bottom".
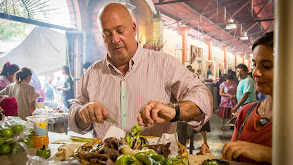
[
  {"left": 234, "top": 51, "right": 238, "bottom": 67},
  {"left": 178, "top": 27, "right": 189, "bottom": 64},
  {"left": 273, "top": 0, "right": 293, "bottom": 164},
  {"left": 206, "top": 39, "right": 214, "bottom": 61},
  {"left": 223, "top": 46, "right": 228, "bottom": 73},
  {"left": 152, "top": 10, "right": 164, "bottom": 46}
]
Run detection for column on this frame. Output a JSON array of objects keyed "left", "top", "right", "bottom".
[
  {"left": 223, "top": 46, "right": 228, "bottom": 73},
  {"left": 178, "top": 27, "right": 189, "bottom": 64},
  {"left": 205, "top": 39, "right": 214, "bottom": 61},
  {"left": 234, "top": 51, "right": 238, "bottom": 67},
  {"left": 247, "top": 54, "right": 251, "bottom": 72},
  {"left": 274, "top": 0, "right": 293, "bottom": 164}
]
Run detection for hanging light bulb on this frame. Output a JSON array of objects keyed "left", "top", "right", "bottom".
[
  {"left": 225, "top": 19, "right": 237, "bottom": 30},
  {"left": 240, "top": 32, "right": 249, "bottom": 40}
]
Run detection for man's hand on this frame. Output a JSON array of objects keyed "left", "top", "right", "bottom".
[
  {"left": 221, "top": 141, "right": 272, "bottom": 163},
  {"left": 196, "top": 144, "right": 211, "bottom": 155},
  {"left": 77, "top": 102, "right": 109, "bottom": 124},
  {"left": 137, "top": 101, "right": 176, "bottom": 127},
  {"left": 231, "top": 106, "right": 238, "bottom": 113}
]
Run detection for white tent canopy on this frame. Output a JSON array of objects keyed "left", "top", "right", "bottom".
[{"left": 0, "top": 26, "right": 66, "bottom": 75}]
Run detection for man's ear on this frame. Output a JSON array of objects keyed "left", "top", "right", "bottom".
[{"left": 132, "top": 22, "right": 137, "bottom": 33}]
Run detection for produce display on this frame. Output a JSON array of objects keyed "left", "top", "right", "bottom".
[
  {"left": 75, "top": 125, "right": 188, "bottom": 165},
  {"left": 36, "top": 145, "right": 51, "bottom": 159},
  {"left": 0, "top": 117, "right": 34, "bottom": 155}
]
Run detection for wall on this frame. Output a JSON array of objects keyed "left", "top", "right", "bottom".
[{"left": 162, "top": 29, "right": 182, "bottom": 62}]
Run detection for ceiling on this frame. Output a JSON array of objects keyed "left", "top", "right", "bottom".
[{"left": 152, "top": 0, "right": 274, "bottom": 54}]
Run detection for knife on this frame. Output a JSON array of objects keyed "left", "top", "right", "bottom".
[{"left": 103, "top": 116, "right": 118, "bottom": 124}]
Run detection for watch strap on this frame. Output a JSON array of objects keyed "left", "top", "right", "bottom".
[{"left": 170, "top": 104, "right": 180, "bottom": 122}]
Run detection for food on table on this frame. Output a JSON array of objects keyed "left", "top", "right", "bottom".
[
  {"left": 70, "top": 137, "right": 96, "bottom": 142},
  {"left": 202, "top": 159, "right": 230, "bottom": 165},
  {"left": 36, "top": 144, "right": 51, "bottom": 159},
  {"left": 125, "top": 125, "right": 149, "bottom": 150},
  {"left": 75, "top": 125, "right": 188, "bottom": 165}
]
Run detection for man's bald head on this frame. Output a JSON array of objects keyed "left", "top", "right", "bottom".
[
  {"left": 97, "top": 3, "right": 133, "bottom": 30},
  {"left": 97, "top": 3, "right": 138, "bottom": 70}
]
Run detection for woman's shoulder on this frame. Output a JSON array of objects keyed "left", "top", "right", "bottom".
[{"left": 238, "top": 102, "right": 260, "bottom": 119}]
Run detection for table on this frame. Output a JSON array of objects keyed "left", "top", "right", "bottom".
[
  {"left": 1, "top": 132, "right": 254, "bottom": 165},
  {"left": 48, "top": 114, "right": 68, "bottom": 134}
]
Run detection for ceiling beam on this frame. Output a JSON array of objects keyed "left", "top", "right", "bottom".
[
  {"left": 154, "top": 0, "right": 193, "bottom": 5},
  {"left": 253, "top": 0, "right": 272, "bottom": 18},
  {"left": 0, "top": 12, "right": 76, "bottom": 31},
  {"left": 243, "top": 22, "right": 258, "bottom": 33},
  {"left": 226, "top": 0, "right": 251, "bottom": 22},
  {"left": 202, "top": 0, "right": 243, "bottom": 15}
]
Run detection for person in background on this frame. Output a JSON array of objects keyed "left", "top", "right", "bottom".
[
  {"left": 215, "top": 75, "right": 227, "bottom": 106},
  {"left": 82, "top": 62, "right": 93, "bottom": 73},
  {"left": 218, "top": 74, "right": 237, "bottom": 130},
  {"left": 0, "top": 67, "right": 36, "bottom": 120},
  {"left": 231, "top": 64, "right": 257, "bottom": 113},
  {"left": 207, "top": 65, "right": 212, "bottom": 79},
  {"left": 69, "top": 3, "right": 212, "bottom": 154},
  {"left": 54, "top": 76, "right": 63, "bottom": 106},
  {"left": 30, "top": 70, "right": 45, "bottom": 99},
  {"left": 186, "top": 65, "right": 211, "bottom": 154},
  {"left": 57, "top": 66, "right": 74, "bottom": 109},
  {"left": 231, "top": 71, "right": 239, "bottom": 85},
  {"left": 42, "top": 73, "right": 54, "bottom": 104},
  {"left": 222, "top": 31, "right": 273, "bottom": 164},
  {"left": 0, "top": 62, "right": 19, "bottom": 91}
]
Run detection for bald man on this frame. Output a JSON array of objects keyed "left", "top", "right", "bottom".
[{"left": 69, "top": 3, "right": 212, "bottom": 154}]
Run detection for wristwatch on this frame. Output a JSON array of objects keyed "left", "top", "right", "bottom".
[{"left": 168, "top": 103, "right": 180, "bottom": 122}]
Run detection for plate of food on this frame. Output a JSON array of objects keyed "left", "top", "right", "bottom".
[{"left": 74, "top": 125, "right": 188, "bottom": 165}]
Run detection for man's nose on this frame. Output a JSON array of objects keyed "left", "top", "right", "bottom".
[{"left": 112, "top": 32, "right": 121, "bottom": 43}]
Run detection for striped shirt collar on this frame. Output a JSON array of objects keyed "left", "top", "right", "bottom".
[{"left": 105, "top": 43, "right": 144, "bottom": 73}]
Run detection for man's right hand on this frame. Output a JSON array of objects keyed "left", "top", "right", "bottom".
[{"left": 77, "top": 102, "right": 109, "bottom": 124}]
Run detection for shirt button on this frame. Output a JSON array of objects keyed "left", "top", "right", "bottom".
[
  {"left": 122, "top": 96, "right": 126, "bottom": 98},
  {"left": 123, "top": 114, "right": 126, "bottom": 117},
  {"left": 122, "top": 78, "right": 125, "bottom": 81}
]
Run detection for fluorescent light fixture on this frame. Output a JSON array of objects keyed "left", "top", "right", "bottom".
[
  {"left": 226, "top": 19, "right": 237, "bottom": 30},
  {"left": 240, "top": 32, "right": 249, "bottom": 40}
]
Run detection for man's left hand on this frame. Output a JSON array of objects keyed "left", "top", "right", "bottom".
[{"left": 137, "top": 101, "right": 176, "bottom": 127}]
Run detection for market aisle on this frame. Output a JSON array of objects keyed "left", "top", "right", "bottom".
[{"left": 188, "top": 111, "right": 234, "bottom": 157}]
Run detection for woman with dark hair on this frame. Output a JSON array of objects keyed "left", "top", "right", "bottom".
[
  {"left": 57, "top": 65, "right": 74, "bottom": 109},
  {"left": 0, "top": 62, "right": 19, "bottom": 91},
  {"left": 222, "top": 31, "right": 273, "bottom": 164},
  {"left": 0, "top": 67, "right": 36, "bottom": 120},
  {"left": 218, "top": 74, "right": 237, "bottom": 130}
]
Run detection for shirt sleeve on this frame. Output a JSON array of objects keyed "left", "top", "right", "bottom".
[
  {"left": 219, "top": 82, "right": 225, "bottom": 88},
  {"left": 243, "top": 78, "right": 254, "bottom": 94},
  {"left": 27, "top": 86, "right": 37, "bottom": 103},
  {"left": 0, "top": 80, "right": 7, "bottom": 88},
  {"left": 165, "top": 55, "right": 213, "bottom": 132},
  {"left": 68, "top": 73, "right": 93, "bottom": 135}
]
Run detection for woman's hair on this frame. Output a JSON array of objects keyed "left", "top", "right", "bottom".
[
  {"left": 1, "top": 62, "right": 20, "bottom": 76},
  {"left": 252, "top": 31, "right": 274, "bottom": 51},
  {"left": 15, "top": 67, "right": 32, "bottom": 84},
  {"left": 227, "top": 74, "right": 234, "bottom": 80},
  {"left": 62, "top": 65, "right": 70, "bottom": 75}
]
